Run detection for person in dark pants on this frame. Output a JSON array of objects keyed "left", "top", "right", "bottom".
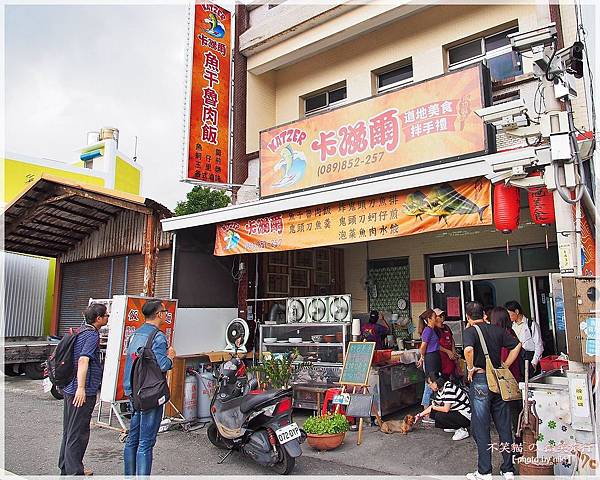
[
  {"left": 489, "top": 306, "right": 523, "bottom": 446},
  {"left": 58, "top": 303, "right": 108, "bottom": 476},
  {"left": 123, "top": 300, "right": 175, "bottom": 477},
  {"left": 505, "top": 301, "right": 543, "bottom": 380},
  {"left": 416, "top": 373, "right": 471, "bottom": 441},
  {"left": 463, "top": 301, "right": 521, "bottom": 480}
]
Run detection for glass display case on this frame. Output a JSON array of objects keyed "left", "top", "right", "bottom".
[
  {"left": 259, "top": 323, "right": 349, "bottom": 410},
  {"left": 259, "top": 323, "right": 349, "bottom": 365}
]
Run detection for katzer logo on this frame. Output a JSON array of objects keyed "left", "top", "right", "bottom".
[
  {"left": 203, "top": 12, "right": 225, "bottom": 38},
  {"left": 224, "top": 229, "right": 241, "bottom": 250},
  {"left": 272, "top": 144, "right": 307, "bottom": 188}
]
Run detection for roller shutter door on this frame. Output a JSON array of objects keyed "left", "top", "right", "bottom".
[
  {"left": 155, "top": 249, "right": 173, "bottom": 299},
  {"left": 59, "top": 258, "right": 111, "bottom": 335},
  {"left": 125, "top": 255, "right": 145, "bottom": 297},
  {"left": 111, "top": 256, "right": 126, "bottom": 296},
  {"left": 125, "top": 251, "right": 172, "bottom": 299}
]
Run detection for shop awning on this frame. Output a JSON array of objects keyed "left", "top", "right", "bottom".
[
  {"left": 3, "top": 174, "right": 171, "bottom": 258},
  {"left": 162, "top": 147, "right": 542, "bottom": 237},
  {"left": 164, "top": 149, "right": 540, "bottom": 235}
]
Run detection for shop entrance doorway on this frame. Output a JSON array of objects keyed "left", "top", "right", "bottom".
[{"left": 428, "top": 246, "right": 559, "bottom": 350}]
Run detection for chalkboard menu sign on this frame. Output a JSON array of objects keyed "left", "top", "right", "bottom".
[{"left": 340, "top": 342, "right": 376, "bottom": 386}]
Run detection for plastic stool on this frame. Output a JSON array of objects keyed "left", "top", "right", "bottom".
[
  {"left": 321, "top": 388, "right": 343, "bottom": 416},
  {"left": 321, "top": 388, "right": 355, "bottom": 424}
]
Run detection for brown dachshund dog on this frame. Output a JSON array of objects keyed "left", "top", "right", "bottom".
[{"left": 376, "top": 414, "right": 416, "bottom": 434}]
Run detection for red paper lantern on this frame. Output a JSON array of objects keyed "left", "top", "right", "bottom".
[
  {"left": 493, "top": 182, "right": 520, "bottom": 234},
  {"left": 528, "top": 174, "right": 556, "bottom": 225}
]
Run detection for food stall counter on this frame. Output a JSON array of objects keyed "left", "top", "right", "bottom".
[{"left": 369, "top": 349, "right": 424, "bottom": 417}]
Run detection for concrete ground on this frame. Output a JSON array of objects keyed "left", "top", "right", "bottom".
[{"left": 3, "top": 376, "right": 512, "bottom": 476}]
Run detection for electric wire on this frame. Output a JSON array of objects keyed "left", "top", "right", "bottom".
[{"left": 544, "top": 37, "right": 559, "bottom": 82}]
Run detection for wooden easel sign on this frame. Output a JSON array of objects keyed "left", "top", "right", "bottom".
[{"left": 336, "top": 341, "right": 376, "bottom": 445}]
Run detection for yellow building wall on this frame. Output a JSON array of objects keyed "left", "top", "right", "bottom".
[
  {"left": 246, "top": 3, "right": 550, "bottom": 152},
  {"left": 4, "top": 158, "right": 105, "bottom": 204},
  {"left": 43, "top": 259, "right": 56, "bottom": 335},
  {"left": 114, "top": 156, "right": 142, "bottom": 195}
]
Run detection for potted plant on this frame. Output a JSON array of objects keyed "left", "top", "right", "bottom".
[
  {"left": 303, "top": 413, "right": 349, "bottom": 451},
  {"left": 250, "top": 349, "right": 311, "bottom": 389}
]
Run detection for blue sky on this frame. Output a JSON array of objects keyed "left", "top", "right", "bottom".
[{"left": 5, "top": 4, "right": 193, "bottom": 208}]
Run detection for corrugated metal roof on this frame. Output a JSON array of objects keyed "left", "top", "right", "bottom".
[
  {"left": 59, "top": 209, "right": 171, "bottom": 263},
  {"left": 4, "top": 174, "right": 172, "bottom": 258}
]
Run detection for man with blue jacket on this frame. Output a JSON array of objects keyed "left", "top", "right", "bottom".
[{"left": 123, "top": 299, "right": 175, "bottom": 476}]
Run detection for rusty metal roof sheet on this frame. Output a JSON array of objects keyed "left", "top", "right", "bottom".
[{"left": 4, "top": 174, "right": 172, "bottom": 258}]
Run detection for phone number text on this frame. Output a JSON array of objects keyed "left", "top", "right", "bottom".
[{"left": 317, "top": 152, "right": 385, "bottom": 177}]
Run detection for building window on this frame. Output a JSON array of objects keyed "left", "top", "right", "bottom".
[
  {"left": 448, "top": 27, "right": 522, "bottom": 82},
  {"left": 304, "top": 84, "right": 347, "bottom": 116},
  {"left": 375, "top": 60, "right": 413, "bottom": 93}
]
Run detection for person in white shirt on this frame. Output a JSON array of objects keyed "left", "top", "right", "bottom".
[{"left": 505, "top": 301, "right": 543, "bottom": 378}]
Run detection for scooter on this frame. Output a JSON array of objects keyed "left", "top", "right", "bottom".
[{"left": 207, "top": 354, "right": 304, "bottom": 475}]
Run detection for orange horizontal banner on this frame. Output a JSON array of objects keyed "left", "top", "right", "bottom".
[
  {"left": 215, "top": 178, "right": 491, "bottom": 255},
  {"left": 259, "top": 65, "right": 488, "bottom": 198}
]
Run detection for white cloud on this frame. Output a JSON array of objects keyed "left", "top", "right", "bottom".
[{"left": 5, "top": 4, "right": 195, "bottom": 209}]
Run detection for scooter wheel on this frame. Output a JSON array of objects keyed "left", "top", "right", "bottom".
[
  {"left": 50, "top": 385, "right": 64, "bottom": 400},
  {"left": 207, "top": 422, "right": 227, "bottom": 449},
  {"left": 271, "top": 447, "right": 295, "bottom": 475}
]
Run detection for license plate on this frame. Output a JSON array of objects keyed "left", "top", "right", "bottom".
[
  {"left": 42, "top": 377, "right": 52, "bottom": 393},
  {"left": 275, "top": 423, "right": 300, "bottom": 444}
]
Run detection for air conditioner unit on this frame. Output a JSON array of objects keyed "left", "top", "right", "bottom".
[
  {"left": 306, "top": 296, "right": 328, "bottom": 323},
  {"left": 328, "top": 295, "right": 352, "bottom": 323},
  {"left": 286, "top": 297, "right": 307, "bottom": 323}
]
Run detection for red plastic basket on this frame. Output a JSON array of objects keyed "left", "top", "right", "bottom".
[
  {"left": 539, "top": 355, "right": 568, "bottom": 372},
  {"left": 373, "top": 349, "right": 392, "bottom": 364}
]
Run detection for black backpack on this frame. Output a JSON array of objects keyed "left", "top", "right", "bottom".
[
  {"left": 47, "top": 327, "right": 87, "bottom": 388},
  {"left": 130, "top": 328, "right": 170, "bottom": 412}
]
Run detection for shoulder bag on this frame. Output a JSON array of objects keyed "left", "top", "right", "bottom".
[{"left": 473, "top": 325, "right": 521, "bottom": 401}]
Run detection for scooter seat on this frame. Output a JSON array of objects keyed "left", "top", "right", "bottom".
[{"left": 240, "top": 388, "right": 290, "bottom": 413}]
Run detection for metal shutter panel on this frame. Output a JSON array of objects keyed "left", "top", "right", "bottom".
[
  {"left": 155, "top": 249, "right": 173, "bottom": 299},
  {"left": 4, "top": 252, "right": 49, "bottom": 337},
  {"left": 111, "top": 256, "right": 126, "bottom": 296},
  {"left": 125, "top": 254, "right": 145, "bottom": 296},
  {"left": 59, "top": 258, "right": 111, "bottom": 335}
]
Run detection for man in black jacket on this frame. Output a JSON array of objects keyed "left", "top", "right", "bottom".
[{"left": 463, "top": 302, "right": 521, "bottom": 480}]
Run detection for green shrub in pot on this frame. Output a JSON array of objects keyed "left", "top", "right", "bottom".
[{"left": 303, "top": 413, "right": 349, "bottom": 435}]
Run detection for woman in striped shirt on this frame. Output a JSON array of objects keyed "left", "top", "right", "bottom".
[{"left": 416, "top": 373, "right": 471, "bottom": 441}]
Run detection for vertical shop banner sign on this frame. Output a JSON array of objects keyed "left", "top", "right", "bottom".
[
  {"left": 186, "top": 2, "right": 231, "bottom": 183},
  {"left": 260, "top": 65, "right": 488, "bottom": 198},
  {"left": 215, "top": 178, "right": 491, "bottom": 255},
  {"left": 115, "top": 297, "right": 177, "bottom": 402}
]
